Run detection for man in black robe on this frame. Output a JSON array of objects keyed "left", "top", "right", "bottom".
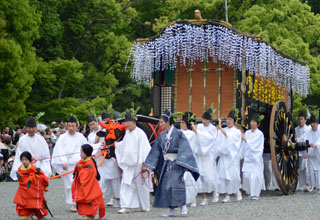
[{"left": 142, "top": 110, "right": 199, "bottom": 217}]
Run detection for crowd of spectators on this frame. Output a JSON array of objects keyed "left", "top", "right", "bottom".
[{"left": 0, "top": 120, "right": 90, "bottom": 182}]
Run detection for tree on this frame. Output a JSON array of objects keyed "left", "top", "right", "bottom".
[
  {"left": 25, "top": 0, "right": 136, "bottom": 124},
  {"left": 130, "top": 0, "right": 320, "bottom": 111},
  {"left": 302, "top": 0, "right": 320, "bottom": 14},
  {"left": 0, "top": 0, "right": 41, "bottom": 127},
  {"left": 2, "top": 0, "right": 320, "bottom": 127}
]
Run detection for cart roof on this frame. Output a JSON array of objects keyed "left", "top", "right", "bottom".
[{"left": 128, "top": 12, "right": 310, "bottom": 95}]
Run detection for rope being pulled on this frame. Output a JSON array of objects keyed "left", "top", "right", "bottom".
[{"left": 48, "top": 151, "right": 106, "bottom": 179}]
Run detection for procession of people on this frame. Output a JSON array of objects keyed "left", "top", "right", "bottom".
[{"left": 6, "top": 106, "right": 320, "bottom": 220}]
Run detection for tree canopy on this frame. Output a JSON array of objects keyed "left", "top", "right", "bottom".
[{"left": 0, "top": 0, "right": 319, "bottom": 127}]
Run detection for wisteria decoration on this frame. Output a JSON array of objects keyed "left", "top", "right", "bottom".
[{"left": 128, "top": 23, "right": 310, "bottom": 95}]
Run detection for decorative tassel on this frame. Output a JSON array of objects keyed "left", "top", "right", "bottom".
[{"left": 128, "top": 23, "right": 309, "bottom": 95}]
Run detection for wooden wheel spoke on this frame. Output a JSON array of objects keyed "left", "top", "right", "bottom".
[{"left": 270, "top": 101, "right": 298, "bottom": 194}]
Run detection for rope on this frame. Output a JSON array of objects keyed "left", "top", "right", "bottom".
[
  {"left": 132, "top": 170, "right": 153, "bottom": 190},
  {"left": 102, "top": 144, "right": 122, "bottom": 177},
  {"left": 147, "top": 122, "right": 158, "bottom": 141},
  {"left": 47, "top": 135, "right": 124, "bottom": 180},
  {"left": 35, "top": 133, "right": 124, "bottom": 163},
  {"left": 48, "top": 152, "right": 105, "bottom": 179}
]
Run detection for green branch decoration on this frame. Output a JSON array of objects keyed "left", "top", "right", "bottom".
[
  {"left": 232, "top": 107, "right": 239, "bottom": 119},
  {"left": 210, "top": 102, "right": 217, "bottom": 119},
  {"left": 123, "top": 103, "right": 140, "bottom": 121},
  {"left": 171, "top": 112, "right": 184, "bottom": 123},
  {"left": 313, "top": 109, "right": 319, "bottom": 121},
  {"left": 34, "top": 112, "right": 45, "bottom": 123},
  {"left": 188, "top": 113, "right": 196, "bottom": 125},
  {"left": 120, "top": 111, "right": 126, "bottom": 118},
  {"left": 258, "top": 115, "right": 265, "bottom": 122},
  {"left": 89, "top": 108, "right": 97, "bottom": 120}
]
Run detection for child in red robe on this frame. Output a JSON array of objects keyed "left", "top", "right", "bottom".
[
  {"left": 13, "top": 151, "right": 49, "bottom": 220},
  {"left": 72, "top": 144, "right": 105, "bottom": 220}
]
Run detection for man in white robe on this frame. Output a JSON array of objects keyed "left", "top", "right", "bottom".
[
  {"left": 306, "top": 114, "right": 320, "bottom": 192},
  {"left": 180, "top": 112, "right": 198, "bottom": 207},
  {"left": 10, "top": 117, "right": 52, "bottom": 180},
  {"left": 295, "top": 110, "right": 311, "bottom": 191},
  {"left": 51, "top": 115, "right": 87, "bottom": 211},
  {"left": 216, "top": 109, "right": 242, "bottom": 202},
  {"left": 115, "top": 111, "right": 151, "bottom": 214},
  {"left": 192, "top": 108, "right": 219, "bottom": 205},
  {"left": 87, "top": 114, "right": 121, "bottom": 207},
  {"left": 241, "top": 113, "right": 265, "bottom": 200}
]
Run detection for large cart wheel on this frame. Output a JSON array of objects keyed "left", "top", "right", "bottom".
[{"left": 269, "top": 101, "right": 298, "bottom": 195}]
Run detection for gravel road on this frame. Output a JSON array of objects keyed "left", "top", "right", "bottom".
[{"left": 1, "top": 179, "right": 320, "bottom": 220}]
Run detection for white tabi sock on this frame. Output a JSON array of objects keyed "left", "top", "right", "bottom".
[{"left": 180, "top": 205, "right": 187, "bottom": 215}]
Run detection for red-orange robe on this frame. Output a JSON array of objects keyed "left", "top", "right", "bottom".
[
  {"left": 13, "top": 164, "right": 49, "bottom": 218},
  {"left": 72, "top": 158, "right": 105, "bottom": 218}
]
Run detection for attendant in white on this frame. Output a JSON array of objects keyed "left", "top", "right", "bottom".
[
  {"left": 180, "top": 112, "right": 198, "bottom": 207},
  {"left": 241, "top": 113, "right": 265, "bottom": 200},
  {"left": 115, "top": 111, "right": 152, "bottom": 214},
  {"left": 10, "top": 117, "right": 52, "bottom": 180},
  {"left": 306, "top": 114, "right": 320, "bottom": 193},
  {"left": 295, "top": 110, "right": 311, "bottom": 191},
  {"left": 51, "top": 115, "right": 87, "bottom": 211},
  {"left": 216, "top": 109, "right": 242, "bottom": 203},
  {"left": 263, "top": 153, "right": 279, "bottom": 190},
  {"left": 192, "top": 108, "right": 219, "bottom": 206},
  {"left": 87, "top": 114, "right": 121, "bottom": 207}
]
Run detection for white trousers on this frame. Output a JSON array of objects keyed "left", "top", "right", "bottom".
[
  {"left": 219, "top": 177, "right": 240, "bottom": 195},
  {"left": 298, "top": 157, "right": 310, "bottom": 187},
  {"left": 243, "top": 171, "right": 265, "bottom": 197},
  {"left": 120, "top": 175, "right": 150, "bottom": 210},
  {"left": 308, "top": 163, "right": 320, "bottom": 189},
  {"left": 184, "top": 171, "right": 197, "bottom": 204},
  {"left": 263, "top": 154, "right": 278, "bottom": 188},
  {"left": 100, "top": 177, "right": 121, "bottom": 199},
  {"left": 62, "top": 173, "right": 75, "bottom": 206}
]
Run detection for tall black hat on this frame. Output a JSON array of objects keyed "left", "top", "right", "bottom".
[
  {"left": 182, "top": 112, "right": 196, "bottom": 129},
  {"left": 113, "top": 111, "right": 121, "bottom": 121},
  {"left": 68, "top": 115, "right": 77, "bottom": 123},
  {"left": 124, "top": 111, "right": 137, "bottom": 122},
  {"left": 87, "top": 114, "right": 96, "bottom": 124},
  {"left": 227, "top": 109, "right": 237, "bottom": 121},
  {"left": 250, "top": 113, "right": 259, "bottom": 123},
  {"left": 298, "top": 110, "right": 307, "bottom": 119},
  {"left": 26, "top": 116, "right": 37, "bottom": 128},
  {"left": 310, "top": 114, "right": 318, "bottom": 123},
  {"left": 102, "top": 111, "right": 111, "bottom": 120},
  {"left": 202, "top": 108, "right": 212, "bottom": 120}
]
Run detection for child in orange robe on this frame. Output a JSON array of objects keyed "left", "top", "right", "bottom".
[
  {"left": 72, "top": 144, "right": 105, "bottom": 220},
  {"left": 13, "top": 151, "right": 49, "bottom": 220}
]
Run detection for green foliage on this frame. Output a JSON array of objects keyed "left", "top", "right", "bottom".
[
  {"left": 2, "top": 0, "right": 320, "bottom": 128},
  {"left": 112, "top": 83, "right": 151, "bottom": 115},
  {"left": 210, "top": 102, "right": 217, "bottom": 119},
  {"left": 131, "top": 0, "right": 320, "bottom": 119},
  {"left": 34, "top": 112, "right": 45, "bottom": 124},
  {"left": 313, "top": 108, "right": 319, "bottom": 120},
  {"left": 24, "top": 0, "right": 138, "bottom": 126},
  {"left": 292, "top": 94, "right": 309, "bottom": 119},
  {"left": 302, "top": 0, "right": 320, "bottom": 14},
  {"left": 258, "top": 115, "right": 265, "bottom": 122},
  {"left": 36, "top": 97, "right": 112, "bottom": 125},
  {"left": 0, "top": 0, "right": 40, "bottom": 128}
]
